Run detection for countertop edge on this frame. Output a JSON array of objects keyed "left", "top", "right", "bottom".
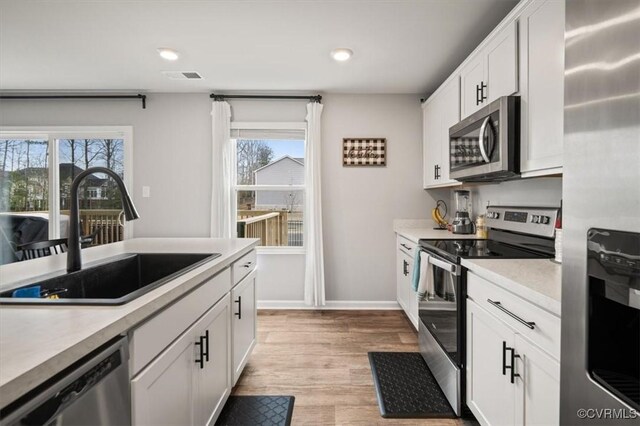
[
  {"left": 0, "top": 239, "right": 258, "bottom": 410},
  {"left": 461, "top": 258, "right": 561, "bottom": 317}
]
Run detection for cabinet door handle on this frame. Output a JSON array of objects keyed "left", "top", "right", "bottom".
[
  {"left": 203, "top": 330, "right": 209, "bottom": 362},
  {"left": 436, "top": 165, "right": 440, "bottom": 179},
  {"left": 476, "top": 84, "right": 481, "bottom": 105},
  {"left": 502, "top": 341, "right": 508, "bottom": 376},
  {"left": 503, "top": 343, "right": 521, "bottom": 384},
  {"left": 235, "top": 296, "right": 242, "bottom": 319},
  {"left": 481, "top": 81, "right": 487, "bottom": 102},
  {"left": 195, "top": 336, "right": 205, "bottom": 369},
  {"left": 403, "top": 260, "right": 409, "bottom": 276},
  {"left": 487, "top": 299, "right": 536, "bottom": 329},
  {"left": 400, "top": 243, "right": 412, "bottom": 251},
  {"left": 434, "top": 165, "right": 437, "bottom": 179}
]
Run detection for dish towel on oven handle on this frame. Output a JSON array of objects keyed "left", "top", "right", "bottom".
[{"left": 412, "top": 250, "right": 432, "bottom": 301}]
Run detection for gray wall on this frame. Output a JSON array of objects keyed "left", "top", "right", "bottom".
[
  {"left": 0, "top": 93, "right": 440, "bottom": 303},
  {"left": 0, "top": 94, "right": 214, "bottom": 238},
  {"left": 447, "top": 177, "right": 563, "bottom": 218},
  {"left": 321, "top": 94, "right": 440, "bottom": 301}
]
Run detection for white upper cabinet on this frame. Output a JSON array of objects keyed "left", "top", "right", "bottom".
[
  {"left": 518, "top": 0, "right": 565, "bottom": 176},
  {"left": 423, "top": 0, "right": 565, "bottom": 187},
  {"left": 423, "top": 76, "right": 461, "bottom": 189},
  {"left": 461, "top": 54, "right": 486, "bottom": 119},
  {"left": 461, "top": 20, "right": 518, "bottom": 119},
  {"left": 486, "top": 20, "right": 519, "bottom": 103}
]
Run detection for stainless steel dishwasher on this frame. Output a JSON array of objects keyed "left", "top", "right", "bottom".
[{"left": 1, "top": 336, "right": 131, "bottom": 426}]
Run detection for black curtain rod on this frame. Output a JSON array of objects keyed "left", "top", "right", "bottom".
[
  {"left": 210, "top": 93, "right": 321, "bottom": 103},
  {"left": 0, "top": 94, "right": 147, "bottom": 109}
]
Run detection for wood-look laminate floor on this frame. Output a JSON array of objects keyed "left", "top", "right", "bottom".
[{"left": 232, "top": 310, "right": 466, "bottom": 426}]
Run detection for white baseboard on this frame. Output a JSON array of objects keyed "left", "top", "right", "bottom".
[{"left": 257, "top": 300, "right": 401, "bottom": 310}]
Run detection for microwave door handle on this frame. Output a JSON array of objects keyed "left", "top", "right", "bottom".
[{"left": 478, "top": 116, "right": 491, "bottom": 163}]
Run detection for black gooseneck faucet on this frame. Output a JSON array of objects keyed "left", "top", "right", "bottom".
[{"left": 67, "top": 167, "right": 139, "bottom": 273}]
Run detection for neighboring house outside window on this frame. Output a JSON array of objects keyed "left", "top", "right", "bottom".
[
  {"left": 0, "top": 128, "right": 132, "bottom": 265},
  {"left": 254, "top": 156, "right": 304, "bottom": 211}
]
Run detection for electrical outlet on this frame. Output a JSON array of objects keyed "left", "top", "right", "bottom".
[{"left": 142, "top": 186, "right": 150, "bottom": 198}]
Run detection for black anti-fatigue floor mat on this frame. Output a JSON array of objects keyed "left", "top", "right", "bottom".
[
  {"left": 368, "top": 352, "right": 456, "bottom": 418},
  {"left": 215, "top": 395, "right": 295, "bottom": 426}
]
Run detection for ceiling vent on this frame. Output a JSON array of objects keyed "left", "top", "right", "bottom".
[{"left": 161, "top": 71, "right": 204, "bottom": 80}]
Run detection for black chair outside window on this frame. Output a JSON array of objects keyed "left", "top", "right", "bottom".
[{"left": 18, "top": 238, "right": 68, "bottom": 261}]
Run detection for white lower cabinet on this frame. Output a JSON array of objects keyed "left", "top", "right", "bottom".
[
  {"left": 467, "top": 299, "right": 516, "bottom": 426},
  {"left": 231, "top": 270, "right": 257, "bottom": 384},
  {"left": 132, "top": 295, "right": 231, "bottom": 426},
  {"left": 396, "top": 236, "right": 418, "bottom": 330},
  {"left": 466, "top": 275, "right": 560, "bottom": 426},
  {"left": 514, "top": 334, "right": 560, "bottom": 426},
  {"left": 130, "top": 249, "right": 258, "bottom": 426},
  {"left": 195, "top": 296, "right": 232, "bottom": 426}
]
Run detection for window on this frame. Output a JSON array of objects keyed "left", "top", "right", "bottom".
[
  {"left": 0, "top": 128, "right": 131, "bottom": 265},
  {"left": 231, "top": 123, "right": 306, "bottom": 248}
]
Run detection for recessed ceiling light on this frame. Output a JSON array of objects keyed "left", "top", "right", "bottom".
[
  {"left": 331, "top": 48, "right": 353, "bottom": 62},
  {"left": 157, "top": 48, "right": 179, "bottom": 61}
]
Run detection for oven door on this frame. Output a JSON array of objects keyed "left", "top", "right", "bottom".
[
  {"left": 449, "top": 96, "right": 519, "bottom": 181},
  {"left": 418, "top": 252, "right": 463, "bottom": 416}
]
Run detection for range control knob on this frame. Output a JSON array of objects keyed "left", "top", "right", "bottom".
[
  {"left": 494, "top": 212, "right": 500, "bottom": 219},
  {"left": 541, "top": 216, "right": 550, "bottom": 225},
  {"left": 531, "top": 215, "right": 540, "bottom": 224}
]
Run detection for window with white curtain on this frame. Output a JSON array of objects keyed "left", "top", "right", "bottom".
[
  {"left": 0, "top": 127, "right": 132, "bottom": 264},
  {"left": 230, "top": 123, "right": 306, "bottom": 249}
]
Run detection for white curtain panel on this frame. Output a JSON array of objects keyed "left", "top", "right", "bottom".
[
  {"left": 210, "top": 101, "right": 233, "bottom": 238},
  {"left": 304, "top": 101, "right": 326, "bottom": 307}
]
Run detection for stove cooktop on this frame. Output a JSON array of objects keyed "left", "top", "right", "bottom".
[{"left": 419, "top": 238, "right": 553, "bottom": 263}]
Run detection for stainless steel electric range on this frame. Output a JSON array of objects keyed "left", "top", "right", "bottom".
[{"left": 417, "top": 205, "right": 559, "bottom": 416}]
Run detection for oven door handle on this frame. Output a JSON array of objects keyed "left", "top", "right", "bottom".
[
  {"left": 478, "top": 116, "right": 491, "bottom": 163},
  {"left": 428, "top": 255, "right": 460, "bottom": 276}
]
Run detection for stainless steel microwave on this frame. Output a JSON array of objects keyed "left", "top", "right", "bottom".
[{"left": 449, "top": 96, "right": 520, "bottom": 182}]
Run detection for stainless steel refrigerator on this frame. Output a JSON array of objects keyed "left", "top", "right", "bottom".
[{"left": 561, "top": 0, "right": 640, "bottom": 424}]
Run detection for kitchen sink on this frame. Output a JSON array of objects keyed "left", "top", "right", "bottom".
[{"left": 0, "top": 253, "right": 220, "bottom": 305}]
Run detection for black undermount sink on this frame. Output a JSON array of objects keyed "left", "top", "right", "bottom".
[{"left": 0, "top": 253, "right": 220, "bottom": 305}]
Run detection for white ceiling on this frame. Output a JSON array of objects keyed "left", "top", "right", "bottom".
[{"left": 0, "top": 0, "right": 518, "bottom": 95}]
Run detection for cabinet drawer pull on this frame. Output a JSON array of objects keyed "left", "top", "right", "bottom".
[
  {"left": 400, "top": 243, "right": 412, "bottom": 251},
  {"left": 487, "top": 299, "right": 536, "bottom": 329},
  {"left": 195, "top": 336, "right": 205, "bottom": 369},
  {"left": 242, "top": 261, "right": 253, "bottom": 269},
  {"left": 235, "top": 296, "right": 242, "bottom": 320}
]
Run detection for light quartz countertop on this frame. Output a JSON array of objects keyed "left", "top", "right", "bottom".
[
  {"left": 393, "top": 219, "right": 481, "bottom": 243},
  {"left": 394, "top": 219, "right": 561, "bottom": 315},
  {"left": 0, "top": 237, "right": 258, "bottom": 410},
  {"left": 461, "top": 258, "right": 562, "bottom": 316}
]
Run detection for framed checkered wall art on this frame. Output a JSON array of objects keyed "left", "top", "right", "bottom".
[{"left": 342, "top": 138, "right": 387, "bottom": 166}]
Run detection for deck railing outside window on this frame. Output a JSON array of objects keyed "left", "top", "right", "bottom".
[{"left": 237, "top": 210, "right": 303, "bottom": 247}]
